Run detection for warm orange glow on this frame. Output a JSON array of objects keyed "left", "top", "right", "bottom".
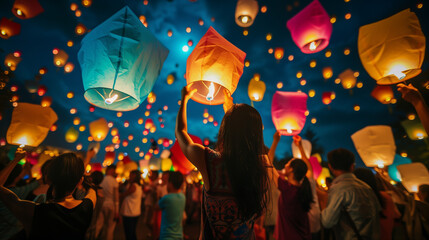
[{"left": 274, "top": 48, "right": 284, "bottom": 60}]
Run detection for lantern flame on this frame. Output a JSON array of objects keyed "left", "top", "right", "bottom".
[
  {"left": 241, "top": 15, "right": 249, "bottom": 24},
  {"left": 389, "top": 64, "right": 407, "bottom": 80},
  {"left": 309, "top": 41, "right": 317, "bottom": 51},
  {"left": 206, "top": 82, "right": 215, "bottom": 101},
  {"left": 17, "top": 136, "right": 28, "bottom": 146},
  {"left": 286, "top": 128, "right": 293, "bottom": 134},
  {"left": 16, "top": 9, "right": 22, "bottom": 16},
  {"left": 253, "top": 93, "right": 260, "bottom": 101},
  {"left": 1, "top": 30, "right": 6, "bottom": 36},
  {"left": 416, "top": 132, "right": 424, "bottom": 139},
  {"left": 105, "top": 94, "right": 118, "bottom": 104}
]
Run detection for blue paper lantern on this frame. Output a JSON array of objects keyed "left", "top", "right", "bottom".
[
  {"left": 388, "top": 154, "right": 412, "bottom": 182},
  {"left": 78, "top": 6, "right": 169, "bottom": 111}
]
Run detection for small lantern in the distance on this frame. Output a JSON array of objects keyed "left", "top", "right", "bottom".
[
  {"left": 321, "top": 92, "right": 334, "bottom": 105},
  {"left": 89, "top": 118, "right": 109, "bottom": 142},
  {"left": 371, "top": 85, "right": 394, "bottom": 104},
  {"left": 235, "top": 0, "right": 259, "bottom": 28},
  {"left": 248, "top": 77, "right": 266, "bottom": 102},
  {"left": 340, "top": 69, "right": 356, "bottom": 89},
  {"left": 41, "top": 96, "right": 52, "bottom": 107},
  {"left": 53, "top": 48, "right": 69, "bottom": 67},
  {"left": 271, "top": 91, "right": 308, "bottom": 136},
  {"left": 65, "top": 127, "right": 79, "bottom": 143},
  {"left": 4, "top": 52, "right": 22, "bottom": 71},
  {"left": 286, "top": 0, "right": 332, "bottom": 54},
  {"left": 186, "top": 27, "right": 246, "bottom": 105}
]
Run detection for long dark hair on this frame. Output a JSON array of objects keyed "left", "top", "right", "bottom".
[
  {"left": 290, "top": 159, "right": 314, "bottom": 212},
  {"left": 129, "top": 170, "right": 142, "bottom": 185},
  {"left": 216, "top": 104, "right": 269, "bottom": 219},
  {"left": 354, "top": 168, "right": 385, "bottom": 209},
  {"left": 46, "top": 153, "right": 84, "bottom": 201}
]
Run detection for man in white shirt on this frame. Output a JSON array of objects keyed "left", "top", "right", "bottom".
[{"left": 95, "top": 165, "right": 119, "bottom": 240}]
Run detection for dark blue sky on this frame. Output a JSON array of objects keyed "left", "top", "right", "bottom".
[{"left": 0, "top": 0, "right": 428, "bottom": 166}]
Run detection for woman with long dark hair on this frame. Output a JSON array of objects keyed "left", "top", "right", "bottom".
[
  {"left": 176, "top": 87, "right": 270, "bottom": 239},
  {"left": 354, "top": 168, "right": 400, "bottom": 240},
  {"left": 0, "top": 151, "right": 96, "bottom": 240},
  {"left": 269, "top": 133, "right": 314, "bottom": 240}
]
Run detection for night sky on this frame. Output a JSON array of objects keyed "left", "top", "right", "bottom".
[{"left": 0, "top": 0, "right": 428, "bottom": 167}]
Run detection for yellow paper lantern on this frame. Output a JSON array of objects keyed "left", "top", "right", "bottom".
[
  {"left": 40, "top": 96, "right": 52, "bottom": 107},
  {"left": 6, "top": 103, "right": 57, "bottom": 147},
  {"left": 235, "top": 0, "right": 259, "bottom": 27},
  {"left": 339, "top": 69, "right": 356, "bottom": 89},
  {"left": 248, "top": 77, "right": 266, "bottom": 102},
  {"left": 147, "top": 92, "right": 156, "bottom": 104},
  {"left": 358, "top": 9, "right": 426, "bottom": 85},
  {"left": 65, "top": 127, "right": 79, "bottom": 143},
  {"left": 167, "top": 74, "right": 175, "bottom": 85},
  {"left": 317, "top": 167, "right": 331, "bottom": 188},
  {"left": 322, "top": 67, "right": 333, "bottom": 79},
  {"left": 89, "top": 118, "right": 109, "bottom": 141},
  {"left": 53, "top": 49, "right": 69, "bottom": 67},
  {"left": 161, "top": 158, "right": 173, "bottom": 171},
  {"left": 75, "top": 23, "right": 87, "bottom": 35},
  {"left": 186, "top": 27, "right": 246, "bottom": 105}
]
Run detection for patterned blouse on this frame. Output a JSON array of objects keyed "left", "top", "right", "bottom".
[{"left": 200, "top": 148, "right": 256, "bottom": 240}]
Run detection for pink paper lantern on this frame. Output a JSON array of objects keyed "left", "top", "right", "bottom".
[
  {"left": 171, "top": 134, "right": 202, "bottom": 175},
  {"left": 309, "top": 156, "right": 322, "bottom": 180},
  {"left": 286, "top": 0, "right": 332, "bottom": 54},
  {"left": 271, "top": 91, "right": 308, "bottom": 136}
]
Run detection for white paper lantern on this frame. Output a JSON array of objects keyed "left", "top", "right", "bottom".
[
  {"left": 235, "top": 0, "right": 259, "bottom": 27},
  {"left": 397, "top": 163, "right": 429, "bottom": 193},
  {"left": 351, "top": 125, "right": 396, "bottom": 168},
  {"left": 291, "top": 139, "right": 312, "bottom": 159}
]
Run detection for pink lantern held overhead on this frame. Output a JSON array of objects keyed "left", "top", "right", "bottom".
[
  {"left": 286, "top": 0, "right": 332, "bottom": 54},
  {"left": 271, "top": 91, "right": 308, "bottom": 136}
]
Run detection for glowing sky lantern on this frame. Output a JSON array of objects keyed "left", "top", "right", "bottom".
[
  {"left": 321, "top": 92, "right": 333, "bottom": 105},
  {"left": 317, "top": 167, "right": 331, "bottom": 188},
  {"left": 388, "top": 154, "right": 412, "bottom": 182},
  {"left": 53, "top": 49, "right": 68, "bottom": 67},
  {"left": 401, "top": 119, "right": 427, "bottom": 140},
  {"left": 351, "top": 125, "right": 396, "bottom": 168},
  {"left": 40, "top": 96, "right": 52, "bottom": 107},
  {"left": 235, "top": 0, "right": 258, "bottom": 27},
  {"left": 291, "top": 139, "right": 311, "bottom": 159},
  {"left": 6, "top": 103, "right": 57, "bottom": 147},
  {"left": 89, "top": 118, "right": 109, "bottom": 141},
  {"left": 339, "top": 69, "right": 356, "bottom": 89},
  {"left": 286, "top": 0, "right": 332, "bottom": 54},
  {"left": 78, "top": 6, "right": 169, "bottom": 111},
  {"left": 171, "top": 135, "right": 202, "bottom": 174},
  {"left": 271, "top": 91, "right": 308, "bottom": 136},
  {"left": 274, "top": 47, "right": 284, "bottom": 60},
  {"left": 358, "top": 9, "right": 426, "bottom": 85},
  {"left": 0, "top": 18, "right": 21, "bottom": 39},
  {"left": 186, "top": 27, "right": 246, "bottom": 105},
  {"left": 248, "top": 77, "right": 266, "bottom": 102},
  {"left": 322, "top": 67, "right": 333, "bottom": 80},
  {"left": 371, "top": 85, "right": 394, "bottom": 104},
  {"left": 12, "top": 0, "right": 44, "bottom": 19},
  {"left": 65, "top": 127, "right": 79, "bottom": 143},
  {"left": 4, "top": 52, "right": 22, "bottom": 71},
  {"left": 397, "top": 163, "right": 429, "bottom": 193}
]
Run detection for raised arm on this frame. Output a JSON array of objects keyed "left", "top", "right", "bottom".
[
  {"left": 293, "top": 135, "right": 313, "bottom": 179},
  {"left": 397, "top": 83, "right": 429, "bottom": 135},
  {"left": 175, "top": 86, "right": 206, "bottom": 184},
  {"left": 83, "top": 149, "right": 96, "bottom": 168},
  {"left": 0, "top": 149, "right": 35, "bottom": 234},
  {"left": 267, "top": 131, "right": 281, "bottom": 187}
]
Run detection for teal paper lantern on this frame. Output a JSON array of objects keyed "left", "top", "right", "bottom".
[
  {"left": 388, "top": 154, "right": 412, "bottom": 182},
  {"left": 78, "top": 6, "right": 169, "bottom": 111}
]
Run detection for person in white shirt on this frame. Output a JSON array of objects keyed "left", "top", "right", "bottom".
[
  {"left": 95, "top": 165, "right": 119, "bottom": 240},
  {"left": 120, "top": 170, "right": 142, "bottom": 240}
]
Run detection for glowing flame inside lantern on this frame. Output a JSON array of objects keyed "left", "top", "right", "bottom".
[
  {"left": 416, "top": 132, "right": 424, "bottom": 139},
  {"left": 253, "top": 93, "right": 260, "bottom": 101},
  {"left": 309, "top": 41, "right": 317, "bottom": 51},
  {"left": 105, "top": 94, "right": 118, "bottom": 104},
  {"left": 16, "top": 136, "right": 28, "bottom": 146},
  {"left": 206, "top": 82, "right": 215, "bottom": 101},
  {"left": 240, "top": 15, "right": 249, "bottom": 24},
  {"left": 389, "top": 64, "right": 407, "bottom": 80},
  {"left": 16, "top": 9, "right": 22, "bottom": 16},
  {"left": 1, "top": 30, "right": 6, "bottom": 36}
]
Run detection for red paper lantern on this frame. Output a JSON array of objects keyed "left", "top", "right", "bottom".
[
  {"left": 0, "top": 18, "right": 21, "bottom": 39},
  {"left": 37, "top": 85, "right": 47, "bottom": 96},
  {"left": 286, "top": 0, "right": 332, "bottom": 54},
  {"left": 321, "top": 92, "right": 333, "bottom": 105},
  {"left": 171, "top": 134, "right": 202, "bottom": 174},
  {"left": 12, "top": 0, "right": 44, "bottom": 19}
]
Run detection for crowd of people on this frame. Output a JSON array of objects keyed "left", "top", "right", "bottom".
[{"left": 0, "top": 83, "right": 428, "bottom": 240}]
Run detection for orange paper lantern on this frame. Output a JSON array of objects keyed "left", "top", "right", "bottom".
[
  {"left": 89, "top": 118, "right": 109, "bottom": 142},
  {"left": 53, "top": 49, "right": 69, "bottom": 67},
  {"left": 12, "top": 0, "right": 44, "bottom": 19},
  {"left": 339, "top": 69, "right": 356, "bottom": 89},
  {"left": 371, "top": 85, "right": 394, "bottom": 104},
  {"left": 186, "top": 27, "right": 246, "bottom": 105},
  {"left": 0, "top": 18, "right": 21, "bottom": 39}
]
